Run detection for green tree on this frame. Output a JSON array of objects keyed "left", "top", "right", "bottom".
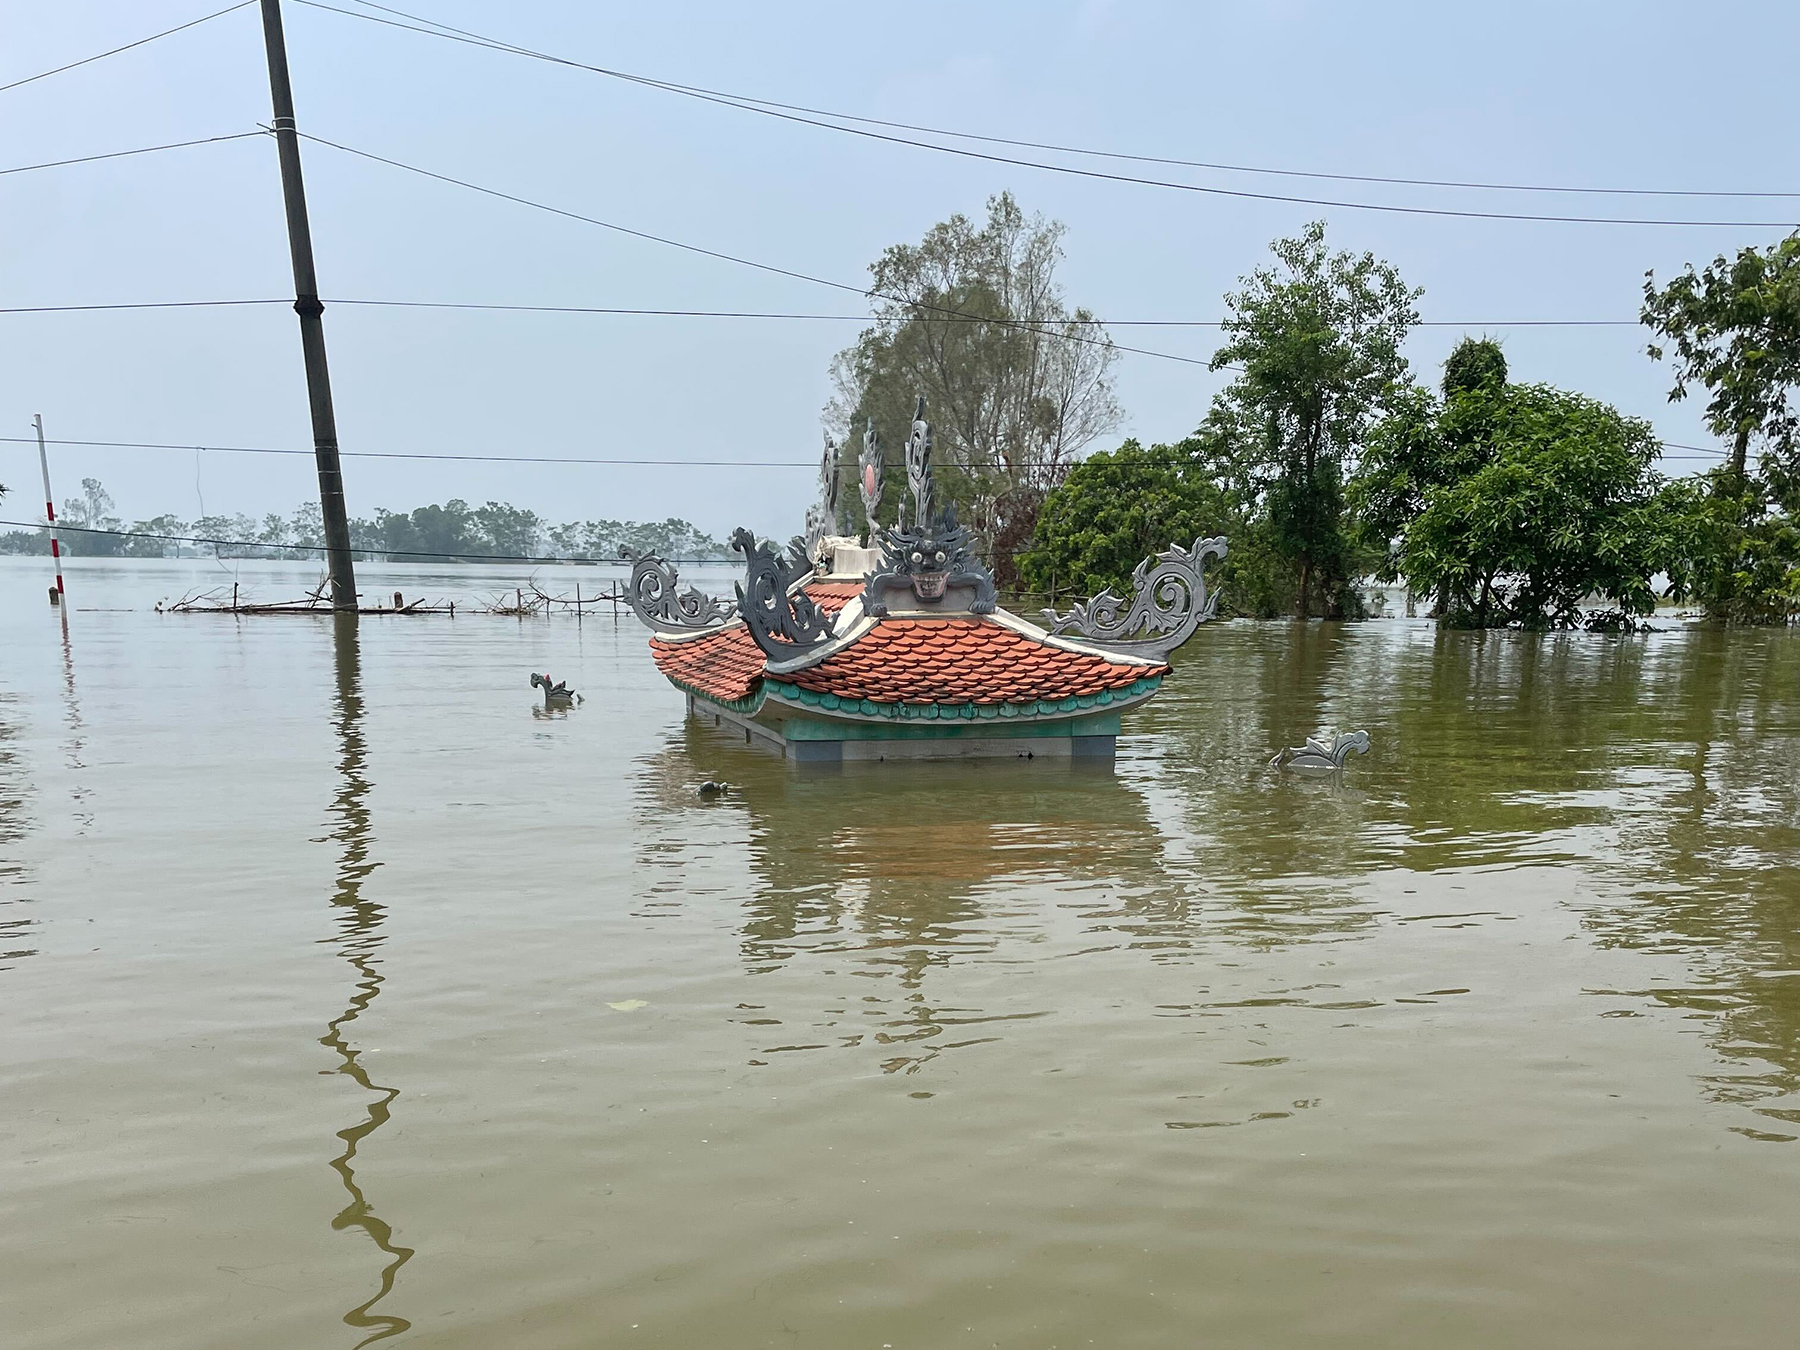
[
  {"left": 123, "top": 514, "right": 187, "bottom": 558},
  {"left": 473, "top": 501, "right": 543, "bottom": 559},
  {"left": 1398, "top": 384, "right": 1682, "bottom": 629},
  {"left": 826, "top": 192, "right": 1123, "bottom": 578},
  {"left": 193, "top": 513, "right": 258, "bottom": 557},
  {"left": 1020, "top": 438, "right": 1237, "bottom": 598},
  {"left": 1643, "top": 233, "right": 1800, "bottom": 488},
  {"left": 1209, "top": 222, "right": 1421, "bottom": 617},
  {"left": 1353, "top": 336, "right": 1510, "bottom": 610},
  {"left": 1643, "top": 234, "right": 1800, "bottom": 622},
  {"left": 290, "top": 502, "right": 325, "bottom": 557},
  {"left": 60, "top": 478, "right": 125, "bottom": 556}
]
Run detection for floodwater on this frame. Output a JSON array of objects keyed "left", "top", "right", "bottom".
[{"left": 2, "top": 556, "right": 1797, "bottom": 1350}]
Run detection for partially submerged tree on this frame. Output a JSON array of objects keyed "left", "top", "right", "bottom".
[
  {"left": 1353, "top": 336, "right": 1510, "bottom": 611},
  {"left": 826, "top": 193, "right": 1123, "bottom": 580},
  {"left": 1397, "top": 384, "right": 1683, "bottom": 629},
  {"left": 1643, "top": 234, "right": 1800, "bottom": 623},
  {"left": 1209, "top": 221, "right": 1421, "bottom": 617}
]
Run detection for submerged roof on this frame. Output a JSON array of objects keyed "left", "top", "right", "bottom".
[
  {"left": 629, "top": 395, "right": 1223, "bottom": 737},
  {"left": 647, "top": 578, "right": 865, "bottom": 706},
  {"left": 651, "top": 593, "right": 1166, "bottom": 713},
  {"left": 779, "top": 618, "right": 1164, "bottom": 706}
]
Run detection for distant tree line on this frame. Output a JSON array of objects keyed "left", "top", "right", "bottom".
[{"left": 0, "top": 483, "right": 730, "bottom": 563}]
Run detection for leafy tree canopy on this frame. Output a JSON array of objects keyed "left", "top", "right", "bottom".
[
  {"left": 1208, "top": 221, "right": 1421, "bottom": 616},
  {"left": 1353, "top": 336, "right": 1513, "bottom": 582},
  {"left": 826, "top": 192, "right": 1122, "bottom": 579},
  {"left": 1643, "top": 232, "right": 1800, "bottom": 494},
  {"left": 1397, "top": 383, "right": 1682, "bottom": 629},
  {"left": 1019, "top": 437, "right": 1236, "bottom": 599}
]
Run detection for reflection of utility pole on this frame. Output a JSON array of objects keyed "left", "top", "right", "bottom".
[
  {"left": 259, "top": 0, "right": 357, "bottom": 611},
  {"left": 323, "top": 613, "right": 413, "bottom": 1343},
  {"left": 32, "top": 415, "right": 65, "bottom": 604}
]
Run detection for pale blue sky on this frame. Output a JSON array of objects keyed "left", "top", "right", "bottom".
[{"left": 4, "top": 0, "right": 1796, "bottom": 542}]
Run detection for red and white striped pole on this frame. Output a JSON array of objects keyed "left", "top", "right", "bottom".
[{"left": 33, "top": 414, "right": 65, "bottom": 604}]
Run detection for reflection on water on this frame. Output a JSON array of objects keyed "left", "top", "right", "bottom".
[
  {"left": 320, "top": 615, "right": 413, "bottom": 1344},
  {"left": 0, "top": 693, "right": 33, "bottom": 970},
  {"left": 629, "top": 623, "right": 1800, "bottom": 1132},
  {"left": 5, "top": 556, "right": 1800, "bottom": 1350},
  {"left": 1565, "top": 629, "right": 1800, "bottom": 1140},
  {"left": 57, "top": 607, "right": 92, "bottom": 833}
]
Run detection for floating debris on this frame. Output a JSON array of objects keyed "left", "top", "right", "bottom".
[{"left": 157, "top": 576, "right": 453, "bottom": 616}]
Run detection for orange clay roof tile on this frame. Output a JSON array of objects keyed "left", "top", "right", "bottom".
[
  {"left": 778, "top": 617, "right": 1165, "bottom": 706},
  {"left": 649, "top": 625, "right": 765, "bottom": 704}
]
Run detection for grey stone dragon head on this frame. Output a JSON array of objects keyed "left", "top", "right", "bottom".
[{"left": 882, "top": 505, "right": 973, "bottom": 602}]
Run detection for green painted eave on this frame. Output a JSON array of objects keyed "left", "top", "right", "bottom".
[
  {"left": 662, "top": 673, "right": 767, "bottom": 715},
  {"left": 760, "top": 673, "right": 1163, "bottom": 724}
]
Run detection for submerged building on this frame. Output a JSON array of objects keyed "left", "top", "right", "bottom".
[{"left": 624, "top": 399, "right": 1225, "bottom": 763}]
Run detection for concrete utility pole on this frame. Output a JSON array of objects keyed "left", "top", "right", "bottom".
[{"left": 259, "top": 0, "right": 357, "bottom": 611}]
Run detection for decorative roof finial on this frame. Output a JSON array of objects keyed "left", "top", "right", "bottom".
[
  {"left": 859, "top": 418, "right": 882, "bottom": 535},
  {"left": 804, "top": 431, "right": 844, "bottom": 559},
  {"left": 904, "top": 394, "right": 933, "bottom": 531},
  {"left": 820, "top": 430, "right": 841, "bottom": 529},
  {"left": 730, "top": 527, "right": 837, "bottom": 660}
]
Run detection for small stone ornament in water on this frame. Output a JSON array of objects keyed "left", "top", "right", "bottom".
[
  {"left": 530, "top": 672, "right": 581, "bottom": 706},
  {"left": 1270, "top": 730, "right": 1369, "bottom": 771}
]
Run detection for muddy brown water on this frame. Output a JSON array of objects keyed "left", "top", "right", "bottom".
[{"left": 2, "top": 557, "right": 1797, "bottom": 1349}]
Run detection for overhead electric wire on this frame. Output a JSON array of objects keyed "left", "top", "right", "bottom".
[
  {"left": 0, "top": 131, "right": 267, "bottom": 178},
  {"left": 333, "top": 0, "right": 1799, "bottom": 203},
  {"left": 0, "top": 296, "right": 1646, "bottom": 326},
  {"left": 293, "top": 131, "right": 1216, "bottom": 369},
  {"left": 0, "top": 1, "right": 255, "bottom": 96},
  {"left": 0, "top": 433, "right": 1730, "bottom": 463},
  {"left": 296, "top": 0, "right": 1800, "bottom": 229},
  {"left": 0, "top": 299, "right": 290, "bottom": 315},
  {"left": 326, "top": 300, "right": 1645, "bottom": 328}
]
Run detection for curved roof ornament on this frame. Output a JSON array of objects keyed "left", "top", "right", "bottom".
[
  {"left": 1040, "top": 535, "right": 1229, "bottom": 660},
  {"left": 731, "top": 527, "right": 837, "bottom": 660},
  {"left": 621, "top": 548, "right": 735, "bottom": 634}
]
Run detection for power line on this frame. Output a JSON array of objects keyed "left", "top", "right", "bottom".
[
  {"left": 0, "top": 433, "right": 1729, "bottom": 464},
  {"left": 0, "top": 131, "right": 266, "bottom": 178},
  {"left": 0, "top": 296, "right": 1646, "bottom": 326},
  {"left": 296, "top": 0, "right": 1800, "bottom": 229},
  {"left": 330, "top": 1, "right": 1799, "bottom": 204},
  {"left": 327, "top": 300, "right": 1646, "bottom": 328},
  {"left": 0, "top": 1, "right": 255, "bottom": 96},
  {"left": 0, "top": 300, "right": 289, "bottom": 314},
  {"left": 294, "top": 131, "right": 1217, "bottom": 369}
]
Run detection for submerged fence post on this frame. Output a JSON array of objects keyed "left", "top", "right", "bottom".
[{"left": 33, "top": 415, "right": 65, "bottom": 604}]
